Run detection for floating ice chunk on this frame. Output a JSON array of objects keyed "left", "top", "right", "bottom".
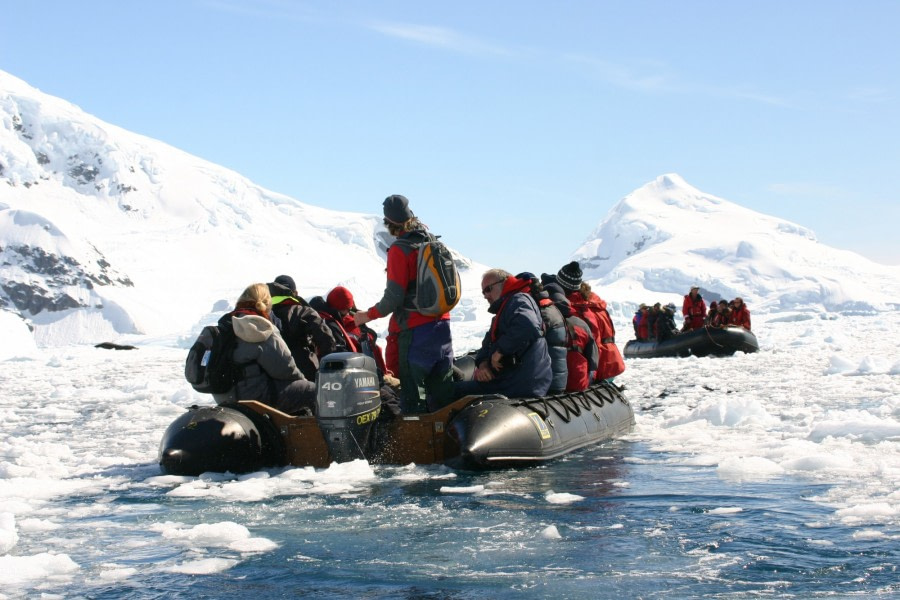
[
  {"left": 707, "top": 507, "right": 742, "bottom": 515},
  {"left": 854, "top": 356, "right": 892, "bottom": 375},
  {"left": 156, "top": 521, "right": 258, "bottom": 548},
  {"left": 229, "top": 537, "right": 279, "bottom": 553},
  {"left": 717, "top": 456, "right": 784, "bottom": 480},
  {"left": 807, "top": 538, "right": 835, "bottom": 546},
  {"left": 835, "top": 502, "right": 897, "bottom": 526},
  {"left": 808, "top": 412, "right": 900, "bottom": 443},
  {"left": 545, "top": 490, "right": 585, "bottom": 504},
  {"left": 0, "top": 512, "right": 18, "bottom": 553},
  {"left": 665, "top": 397, "right": 775, "bottom": 428},
  {"left": 852, "top": 529, "right": 885, "bottom": 540},
  {"left": 98, "top": 567, "right": 138, "bottom": 581},
  {"left": 165, "top": 557, "right": 239, "bottom": 574},
  {"left": 0, "top": 552, "right": 79, "bottom": 585},
  {"left": 17, "top": 518, "right": 61, "bottom": 533},
  {"left": 781, "top": 453, "right": 855, "bottom": 473},
  {"left": 440, "top": 485, "right": 485, "bottom": 494},
  {"left": 541, "top": 525, "right": 562, "bottom": 539},
  {"left": 824, "top": 354, "right": 856, "bottom": 375}
]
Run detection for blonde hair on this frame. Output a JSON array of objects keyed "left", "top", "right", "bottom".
[
  {"left": 236, "top": 283, "right": 272, "bottom": 315},
  {"left": 385, "top": 216, "right": 426, "bottom": 237},
  {"left": 578, "top": 281, "right": 592, "bottom": 300}
]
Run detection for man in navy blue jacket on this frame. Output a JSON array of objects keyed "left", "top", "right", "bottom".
[{"left": 454, "top": 269, "right": 552, "bottom": 399}]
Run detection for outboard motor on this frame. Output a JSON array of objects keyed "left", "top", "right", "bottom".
[{"left": 316, "top": 352, "right": 382, "bottom": 463}]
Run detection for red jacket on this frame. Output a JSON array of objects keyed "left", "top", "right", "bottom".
[
  {"left": 341, "top": 314, "right": 391, "bottom": 376},
  {"left": 566, "top": 290, "right": 625, "bottom": 381},
  {"left": 729, "top": 304, "right": 751, "bottom": 330},
  {"left": 564, "top": 315, "right": 599, "bottom": 392},
  {"left": 682, "top": 294, "right": 707, "bottom": 331},
  {"left": 364, "top": 230, "right": 450, "bottom": 334}
]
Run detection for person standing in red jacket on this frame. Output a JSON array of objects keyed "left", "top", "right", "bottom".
[
  {"left": 556, "top": 261, "right": 625, "bottom": 382},
  {"left": 728, "top": 297, "right": 751, "bottom": 330},
  {"left": 354, "top": 195, "right": 454, "bottom": 413},
  {"left": 682, "top": 286, "right": 707, "bottom": 331}
]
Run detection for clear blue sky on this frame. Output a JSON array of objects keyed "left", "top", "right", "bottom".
[{"left": 3, "top": 1, "right": 898, "bottom": 273}]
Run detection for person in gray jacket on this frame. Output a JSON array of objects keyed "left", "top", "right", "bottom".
[{"left": 212, "top": 283, "right": 317, "bottom": 415}]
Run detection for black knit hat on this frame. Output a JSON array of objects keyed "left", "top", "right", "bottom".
[
  {"left": 557, "top": 261, "right": 583, "bottom": 291},
  {"left": 383, "top": 194, "right": 414, "bottom": 224},
  {"left": 274, "top": 274, "right": 296, "bottom": 293}
]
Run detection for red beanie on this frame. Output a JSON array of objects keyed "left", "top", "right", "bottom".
[{"left": 327, "top": 286, "right": 355, "bottom": 311}]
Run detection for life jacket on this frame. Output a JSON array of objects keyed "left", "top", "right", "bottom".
[
  {"left": 682, "top": 294, "right": 707, "bottom": 330},
  {"left": 308, "top": 296, "right": 359, "bottom": 353},
  {"left": 563, "top": 314, "right": 598, "bottom": 392},
  {"left": 567, "top": 290, "right": 625, "bottom": 381}
]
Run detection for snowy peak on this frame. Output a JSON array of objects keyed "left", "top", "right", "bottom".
[
  {"left": 573, "top": 173, "right": 898, "bottom": 313},
  {"left": 0, "top": 70, "right": 485, "bottom": 349}
]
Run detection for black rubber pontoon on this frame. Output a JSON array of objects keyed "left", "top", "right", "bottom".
[{"left": 623, "top": 325, "right": 758, "bottom": 359}]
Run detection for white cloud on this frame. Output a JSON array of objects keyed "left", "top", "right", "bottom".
[
  {"left": 564, "top": 53, "right": 787, "bottom": 106},
  {"left": 366, "top": 20, "right": 514, "bottom": 57}
]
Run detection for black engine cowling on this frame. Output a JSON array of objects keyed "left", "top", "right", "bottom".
[{"left": 316, "top": 352, "right": 382, "bottom": 463}]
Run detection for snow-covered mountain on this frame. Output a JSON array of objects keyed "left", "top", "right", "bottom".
[
  {"left": 2, "top": 70, "right": 898, "bottom": 354},
  {"left": 0, "top": 71, "right": 483, "bottom": 354},
  {"left": 572, "top": 173, "right": 900, "bottom": 314}
]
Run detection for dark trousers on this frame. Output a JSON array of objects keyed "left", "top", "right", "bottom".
[{"left": 397, "top": 320, "right": 454, "bottom": 413}]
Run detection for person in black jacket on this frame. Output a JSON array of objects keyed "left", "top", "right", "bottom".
[
  {"left": 267, "top": 275, "right": 337, "bottom": 381},
  {"left": 657, "top": 303, "right": 680, "bottom": 342},
  {"left": 517, "top": 272, "right": 567, "bottom": 394}
]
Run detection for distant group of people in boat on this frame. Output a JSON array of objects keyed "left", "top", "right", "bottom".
[
  {"left": 631, "top": 285, "right": 751, "bottom": 343},
  {"left": 201, "top": 194, "right": 625, "bottom": 418}
]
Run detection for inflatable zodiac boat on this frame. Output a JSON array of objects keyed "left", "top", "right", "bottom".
[
  {"left": 624, "top": 325, "right": 759, "bottom": 359},
  {"left": 159, "top": 352, "right": 635, "bottom": 475}
]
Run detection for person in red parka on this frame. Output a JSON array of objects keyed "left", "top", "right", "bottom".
[
  {"left": 728, "top": 297, "right": 751, "bottom": 330},
  {"left": 709, "top": 301, "right": 731, "bottom": 328},
  {"left": 682, "top": 285, "right": 707, "bottom": 331},
  {"left": 310, "top": 286, "right": 394, "bottom": 382},
  {"left": 556, "top": 261, "right": 625, "bottom": 382},
  {"left": 634, "top": 304, "right": 650, "bottom": 341}
]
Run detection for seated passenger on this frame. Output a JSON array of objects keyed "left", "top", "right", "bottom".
[
  {"left": 213, "top": 283, "right": 316, "bottom": 415},
  {"left": 729, "top": 297, "right": 751, "bottom": 330},
  {"left": 542, "top": 274, "right": 599, "bottom": 392},
  {"left": 634, "top": 304, "right": 651, "bottom": 341},
  {"left": 710, "top": 301, "right": 731, "bottom": 328},
  {"left": 517, "top": 272, "right": 568, "bottom": 394},
  {"left": 267, "top": 275, "right": 337, "bottom": 381},
  {"left": 657, "top": 303, "right": 679, "bottom": 342},
  {"left": 454, "top": 269, "right": 552, "bottom": 399},
  {"left": 310, "top": 286, "right": 395, "bottom": 384},
  {"left": 705, "top": 301, "right": 719, "bottom": 326},
  {"left": 555, "top": 261, "right": 625, "bottom": 382},
  {"left": 648, "top": 303, "right": 662, "bottom": 340},
  {"left": 556, "top": 260, "right": 625, "bottom": 382}
]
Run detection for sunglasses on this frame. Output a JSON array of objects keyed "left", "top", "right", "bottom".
[{"left": 482, "top": 280, "right": 503, "bottom": 295}]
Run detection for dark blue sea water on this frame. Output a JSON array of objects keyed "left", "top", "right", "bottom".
[{"left": 55, "top": 437, "right": 897, "bottom": 600}]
